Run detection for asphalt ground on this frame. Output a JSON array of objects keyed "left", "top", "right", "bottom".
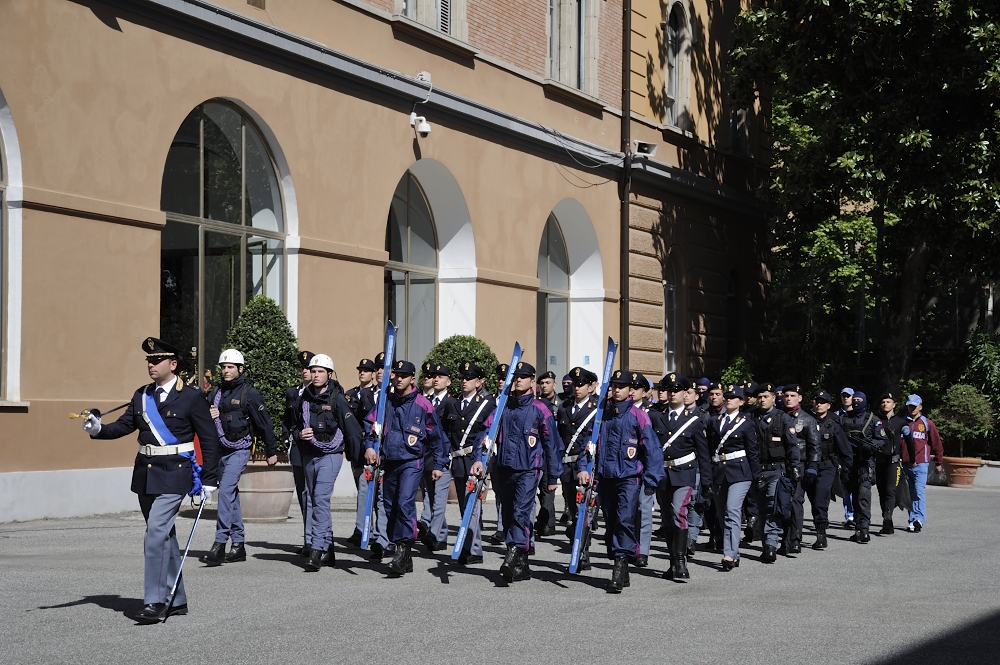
[{"left": 2, "top": 484, "right": 999, "bottom": 665}]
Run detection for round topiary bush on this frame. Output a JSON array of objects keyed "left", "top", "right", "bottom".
[
  {"left": 422, "top": 335, "right": 501, "bottom": 397},
  {"left": 929, "top": 383, "right": 995, "bottom": 458},
  {"left": 221, "top": 295, "right": 300, "bottom": 454}
]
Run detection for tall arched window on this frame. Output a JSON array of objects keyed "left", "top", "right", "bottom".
[
  {"left": 663, "top": 259, "right": 677, "bottom": 373},
  {"left": 665, "top": 4, "right": 685, "bottom": 127},
  {"left": 385, "top": 172, "right": 437, "bottom": 364},
  {"left": 159, "top": 101, "right": 286, "bottom": 388},
  {"left": 727, "top": 271, "right": 740, "bottom": 360},
  {"left": 0, "top": 132, "right": 5, "bottom": 391},
  {"left": 537, "top": 215, "right": 569, "bottom": 377}
]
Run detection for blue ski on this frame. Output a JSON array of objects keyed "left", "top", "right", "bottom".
[
  {"left": 568, "top": 337, "right": 618, "bottom": 574},
  {"left": 361, "top": 321, "right": 396, "bottom": 550},
  {"left": 451, "top": 342, "right": 522, "bottom": 559}
]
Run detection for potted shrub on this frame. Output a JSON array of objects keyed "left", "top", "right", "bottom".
[
  {"left": 222, "top": 295, "right": 301, "bottom": 520},
  {"left": 422, "top": 335, "right": 501, "bottom": 397},
  {"left": 929, "top": 383, "right": 993, "bottom": 487}
]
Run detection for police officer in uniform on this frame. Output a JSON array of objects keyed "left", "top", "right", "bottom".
[
  {"left": 199, "top": 349, "right": 278, "bottom": 566},
  {"left": 291, "top": 354, "right": 363, "bottom": 570},
  {"left": 419, "top": 363, "right": 459, "bottom": 551},
  {"left": 576, "top": 370, "right": 664, "bottom": 592},
  {"left": 557, "top": 367, "right": 599, "bottom": 543},
  {"left": 420, "top": 361, "right": 436, "bottom": 398},
  {"left": 807, "top": 390, "right": 853, "bottom": 549},
  {"left": 364, "top": 360, "right": 449, "bottom": 576},
  {"left": 450, "top": 361, "right": 496, "bottom": 565},
  {"left": 876, "top": 392, "right": 905, "bottom": 534},
  {"left": 750, "top": 382, "right": 798, "bottom": 563},
  {"left": 655, "top": 373, "right": 710, "bottom": 581},
  {"left": 698, "top": 381, "right": 725, "bottom": 551},
  {"left": 841, "top": 391, "right": 889, "bottom": 543},
  {"left": 535, "top": 370, "right": 562, "bottom": 536},
  {"left": 83, "top": 337, "right": 220, "bottom": 623},
  {"left": 284, "top": 350, "right": 314, "bottom": 554},
  {"left": 488, "top": 362, "right": 510, "bottom": 543},
  {"left": 470, "top": 362, "right": 561, "bottom": 583},
  {"left": 628, "top": 371, "right": 657, "bottom": 566},
  {"left": 780, "top": 383, "right": 820, "bottom": 555},
  {"left": 346, "top": 358, "right": 377, "bottom": 546}
]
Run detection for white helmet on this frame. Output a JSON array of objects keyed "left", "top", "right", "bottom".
[
  {"left": 309, "top": 354, "right": 335, "bottom": 371},
  {"left": 219, "top": 349, "right": 245, "bottom": 365}
]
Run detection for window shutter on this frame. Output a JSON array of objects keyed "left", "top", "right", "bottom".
[{"left": 438, "top": 0, "right": 451, "bottom": 34}]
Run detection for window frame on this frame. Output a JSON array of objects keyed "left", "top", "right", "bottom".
[
  {"left": 664, "top": 4, "right": 686, "bottom": 127},
  {"left": 663, "top": 260, "right": 677, "bottom": 374},
  {"left": 537, "top": 215, "right": 571, "bottom": 377},
  {"left": 161, "top": 100, "right": 288, "bottom": 386},
  {"left": 0, "top": 134, "right": 6, "bottom": 399}
]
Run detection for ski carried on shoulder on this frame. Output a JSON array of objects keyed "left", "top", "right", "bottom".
[
  {"left": 451, "top": 342, "right": 522, "bottom": 559},
  {"left": 361, "top": 321, "right": 396, "bottom": 550},
  {"left": 568, "top": 337, "right": 618, "bottom": 574}
]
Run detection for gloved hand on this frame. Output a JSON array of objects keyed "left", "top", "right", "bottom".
[
  {"left": 644, "top": 487, "right": 656, "bottom": 497},
  {"left": 790, "top": 466, "right": 802, "bottom": 482},
  {"left": 201, "top": 485, "right": 217, "bottom": 501},
  {"left": 701, "top": 484, "right": 714, "bottom": 498},
  {"left": 82, "top": 413, "right": 102, "bottom": 435},
  {"left": 371, "top": 421, "right": 382, "bottom": 439},
  {"left": 755, "top": 476, "right": 767, "bottom": 491}
]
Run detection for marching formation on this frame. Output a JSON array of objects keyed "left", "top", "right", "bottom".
[{"left": 80, "top": 332, "right": 944, "bottom": 623}]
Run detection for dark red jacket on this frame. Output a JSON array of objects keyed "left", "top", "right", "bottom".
[{"left": 900, "top": 415, "right": 944, "bottom": 466}]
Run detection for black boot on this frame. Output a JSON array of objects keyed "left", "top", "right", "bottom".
[
  {"left": 687, "top": 538, "right": 697, "bottom": 557},
  {"left": 369, "top": 543, "right": 386, "bottom": 561},
  {"left": 225, "top": 543, "right": 246, "bottom": 563},
  {"left": 743, "top": 516, "right": 758, "bottom": 544},
  {"left": 761, "top": 544, "right": 777, "bottom": 563},
  {"left": 499, "top": 545, "right": 518, "bottom": 581},
  {"left": 788, "top": 539, "right": 802, "bottom": 554},
  {"left": 321, "top": 548, "right": 336, "bottom": 567},
  {"left": 608, "top": 557, "right": 627, "bottom": 593},
  {"left": 199, "top": 542, "right": 226, "bottom": 566},
  {"left": 387, "top": 543, "right": 412, "bottom": 576},
  {"left": 859, "top": 528, "right": 871, "bottom": 543},
  {"left": 298, "top": 543, "right": 312, "bottom": 557},
  {"left": 674, "top": 530, "right": 690, "bottom": 580},
  {"left": 721, "top": 557, "right": 736, "bottom": 572},
  {"left": 623, "top": 564, "right": 631, "bottom": 587},
  {"left": 812, "top": 527, "right": 828, "bottom": 550},
  {"left": 578, "top": 546, "right": 592, "bottom": 572},
  {"left": 511, "top": 550, "right": 532, "bottom": 582},
  {"left": 880, "top": 520, "right": 894, "bottom": 535},
  {"left": 307, "top": 549, "right": 325, "bottom": 571}
]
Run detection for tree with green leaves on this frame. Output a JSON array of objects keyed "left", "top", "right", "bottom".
[
  {"left": 421, "top": 335, "right": 501, "bottom": 397},
  {"left": 732, "top": 0, "right": 1000, "bottom": 391}
]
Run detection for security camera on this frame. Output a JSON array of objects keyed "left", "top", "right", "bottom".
[
  {"left": 633, "top": 140, "right": 658, "bottom": 157},
  {"left": 410, "top": 112, "right": 432, "bottom": 138}
]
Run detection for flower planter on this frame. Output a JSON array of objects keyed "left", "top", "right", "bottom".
[
  {"left": 237, "top": 461, "right": 295, "bottom": 521},
  {"left": 942, "top": 456, "right": 983, "bottom": 488}
]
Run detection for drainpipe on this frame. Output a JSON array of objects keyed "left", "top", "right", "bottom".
[{"left": 619, "top": 0, "right": 632, "bottom": 369}]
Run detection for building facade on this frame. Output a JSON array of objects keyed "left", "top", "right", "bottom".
[{"left": 0, "top": 0, "right": 767, "bottom": 520}]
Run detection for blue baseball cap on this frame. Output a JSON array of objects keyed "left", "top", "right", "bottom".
[
  {"left": 840, "top": 387, "right": 855, "bottom": 396},
  {"left": 906, "top": 394, "right": 922, "bottom": 406}
]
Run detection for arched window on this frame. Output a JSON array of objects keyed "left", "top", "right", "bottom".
[
  {"left": 385, "top": 172, "right": 437, "bottom": 364},
  {"left": 0, "top": 130, "right": 5, "bottom": 391},
  {"left": 537, "top": 215, "right": 569, "bottom": 377},
  {"left": 159, "top": 101, "right": 286, "bottom": 388},
  {"left": 665, "top": 4, "right": 685, "bottom": 127},
  {"left": 663, "top": 259, "right": 677, "bottom": 373},
  {"left": 727, "top": 271, "right": 740, "bottom": 360}
]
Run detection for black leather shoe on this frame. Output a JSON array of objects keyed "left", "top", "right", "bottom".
[
  {"left": 845, "top": 519, "right": 856, "bottom": 530},
  {"left": 321, "top": 548, "right": 336, "bottom": 567},
  {"left": 813, "top": 531, "right": 828, "bottom": 550},
  {"left": 387, "top": 544, "right": 412, "bottom": 576},
  {"left": 777, "top": 543, "right": 788, "bottom": 556},
  {"left": 623, "top": 565, "right": 631, "bottom": 587},
  {"left": 559, "top": 511, "right": 571, "bottom": 525},
  {"left": 788, "top": 540, "right": 802, "bottom": 554},
  {"left": 134, "top": 603, "right": 185, "bottom": 624},
  {"left": 578, "top": 547, "right": 592, "bottom": 571},
  {"left": 457, "top": 553, "right": 483, "bottom": 567},
  {"left": 674, "top": 531, "right": 690, "bottom": 580},
  {"left": 721, "top": 558, "right": 736, "bottom": 572},
  {"left": 422, "top": 535, "right": 447, "bottom": 552},
  {"left": 859, "top": 529, "right": 871, "bottom": 543},
  {"left": 299, "top": 544, "right": 312, "bottom": 557},
  {"left": 538, "top": 524, "right": 556, "bottom": 537},
  {"left": 510, "top": 551, "right": 531, "bottom": 582},
  {"left": 761, "top": 545, "right": 777, "bottom": 563},
  {"left": 368, "top": 543, "right": 385, "bottom": 561},
  {"left": 489, "top": 531, "right": 505, "bottom": 545},
  {"left": 634, "top": 554, "right": 648, "bottom": 568},
  {"left": 417, "top": 521, "right": 428, "bottom": 540},
  {"left": 608, "top": 557, "right": 627, "bottom": 593},
  {"left": 912, "top": 520, "right": 923, "bottom": 533},
  {"left": 499, "top": 545, "right": 518, "bottom": 581},
  {"left": 199, "top": 542, "right": 226, "bottom": 566},
  {"left": 307, "top": 549, "right": 325, "bottom": 571},
  {"left": 225, "top": 543, "right": 246, "bottom": 563},
  {"left": 347, "top": 530, "right": 362, "bottom": 547},
  {"left": 880, "top": 521, "right": 895, "bottom": 535},
  {"left": 687, "top": 539, "right": 697, "bottom": 557},
  {"left": 743, "top": 516, "right": 758, "bottom": 544}
]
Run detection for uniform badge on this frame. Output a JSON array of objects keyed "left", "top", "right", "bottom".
[
  {"left": 321, "top": 405, "right": 332, "bottom": 411},
  {"left": 407, "top": 434, "right": 418, "bottom": 446},
  {"left": 627, "top": 446, "right": 637, "bottom": 459},
  {"left": 528, "top": 435, "right": 537, "bottom": 448},
  {"left": 795, "top": 419, "right": 804, "bottom": 433},
  {"left": 902, "top": 425, "right": 911, "bottom": 436},
  {"left": 917, "top": 423, "right": 925, "bottom": 432},
  {"left": 231, "top": 399, "right": 240, "bottom": 405}
]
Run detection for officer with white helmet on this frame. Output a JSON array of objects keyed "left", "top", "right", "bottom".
[{"left": 199, "top": 348, "right": 278, "bottom": 566}]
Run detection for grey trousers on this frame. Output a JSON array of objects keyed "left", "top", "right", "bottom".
[
  {"left": 450, "top": 455, "right": 483, "bottom": 556},
  {"left": 419, "top": 463, "right": 452, "bottom": 544},
  {"left": 303, "top": 453, "right": 343, "bottom": 551},
  {"left": 215, "top": 448, "right": 250, "bottom": 544},
  {"left": 138, "top": 492, "right": 186, "bottom": 606},
  {"left": 716, "top": 480, "right": 752, "bottom": 559},
  {"left": 687, "top": 471, "right": 703, "bottom": 541},
  {"left": 657, "top": 481, "right": 695, "bottom": 530},
  {"left": 358, "top": 468, "right": 391, "bottom": 549},
  {"left": 636, "top": 489, "right": 655, "bottom": 555}
]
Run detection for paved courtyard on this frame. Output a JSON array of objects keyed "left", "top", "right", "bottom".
[{"left": 2, "top": 484, "right": 999, "bottom": 664}]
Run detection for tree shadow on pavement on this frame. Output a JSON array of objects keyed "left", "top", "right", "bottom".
[
  {"left": 35, "top": 594, "right": 143, "bottom": 618},
  {"left": 867, "top": 608, "right": 1000, "bottom": 665}
]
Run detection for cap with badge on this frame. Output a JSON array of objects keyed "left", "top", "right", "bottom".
[
  {"left": 629, "top": 372, "right": 649, "bottom": 390},
  {"left": 394, "top": 360, "right": 416, "bottom": 376},
  {"left": 511, "top": 361, "right": 536, "bottom": 377},
  {"left": 744, "top": 380, "right": 758, "bottom": 396},
  {"left": 783, "top": 383, "right": 804, "bottom": 395},
  {"left": 609, "top": 369, "right": 631, "bottom": 386},
  {"left": 460, "top": 361, "right": 486, "bottom": 379},
  {"left": 754, "top": 382, "right": 775, "bottom": 395},
  {"left": 880, "top": 391, "right": 897, "bottom": 402},
  {"left": 569, "top": 366, "right": 597, "bottom": 386},
  {"left": 427, "top": 363, "right": 451, "bottom": 377},
  {"left": 496, "top": 363, "right": 509, "bottom": 378},
  {"left": 421, "top": 361, "right": 434, "bottom": 376},
  {"left": 356, "top": 358, "right": 376, "bottom": 371},
  {"left": 658, "top": 372, "right": 690, "bottom": 391},
  {"left": 539, "top": 370, "right": 557, "bottom": 381},
  {"left": 723, "top": 383, "right": 745, "bottom": 399},
  {"left": 374, "top": 352, "right": 387, "bottom": 366},
  {"left": 298, "top": 350, "right": 316, "bottom": 368},
  {"left": 709, "top": 381, "right": 723, "bottom": 391},
  {"left": 144, "top": 337, "right": 182, "bottom": 360},
  {"left": 812, "top": 389, "right": 832, "bottom": 403}
]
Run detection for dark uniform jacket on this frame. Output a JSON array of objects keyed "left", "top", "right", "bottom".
[
  {"left": 283, "top": 382, "right": 309, "bottom": 465},
  {"left": 708, "top": 411, "right": 761, "bottom": 485},
  {"left": 208, "top": 375, "right": 277, "bottom": 456},
  {"left": 94, "top": 377, "right": 220, "bottom": 496},
  {"left": 538, "top": 394, "right": 560, "bottom": 419},
  {"left": 557, "top": 396, "right": 598, "bottom": 467},
  {"left": 878, "top": 411, "right": 906, "bottom": 463},
  {"left": 841, "top": 408, "right": 889, "bottom": 465},
  {"left": 365, "top": 390, "right": 449, "bottom": 470},
  {"left": 451, "top": 393, "right": 496, "bottom": 455},
  {"left": 346, "top": 384, "right": 376, "bottom": 423},
  {"left": 292, "top": 381, "right": 363, "bottom": 460},
  {"left": 785, "top": 406, "right": 821, "bottom": 469},
  {"left": 429, "top": 391, "right": 461, "bottom": 458},
  {"left": 651, "top": 404, "right": 710, "bottom": 487},
  {"left": 578, "top": 398, "right": 664, "bottom": 493},
  {"left": 479, "top": 393, "right": 562, "bottom": 478},
  {"left": 753, "top": 406, "right": 800, "bottom": 469},
  {"left": 814, "top": 413, "right": 853, "bottom": 472}
]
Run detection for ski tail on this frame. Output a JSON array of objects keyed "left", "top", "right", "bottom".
[
  {"left": 361, "top": 321, "right": 396, "bottom": 550},
  {"left": 568, "top": 337, "right": 617, "bottom": 573},
  {"left": 451, "top": 342, "right": 522, "bottom": 559}
]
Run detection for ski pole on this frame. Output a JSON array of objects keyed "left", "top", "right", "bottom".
[{"left": 162, "top": 494, "right": 207, "bottom": 623}]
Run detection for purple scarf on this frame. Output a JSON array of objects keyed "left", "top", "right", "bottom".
[
  {"left": 213, "top": 389, "right": 253, "bottom": 450},
  {"left": 302, "top": 394, "right": 344, "bottom": 454}
]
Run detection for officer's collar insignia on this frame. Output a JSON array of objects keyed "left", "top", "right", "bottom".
[{"left": 174, "top": 377, "right": 183, "bottom": 391}]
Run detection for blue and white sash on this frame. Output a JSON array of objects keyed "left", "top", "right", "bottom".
[{"left": 142, "top": 388, "right": 203, "bottom": 496}]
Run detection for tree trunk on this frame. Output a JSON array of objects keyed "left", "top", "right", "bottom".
[{"left": 878, "top": 239, "right": 931, "bottom": 392}]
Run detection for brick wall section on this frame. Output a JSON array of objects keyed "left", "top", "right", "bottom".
[
  {"left": 598, "top": 0, "right": 622, "bottom": 102},
  {"left": 468, "top": 0, "right": 547, "bottom": 77}
]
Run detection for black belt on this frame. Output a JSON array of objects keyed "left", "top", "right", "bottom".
[{"left": 761, "top": 462, "right": 784, "bottom": 471}]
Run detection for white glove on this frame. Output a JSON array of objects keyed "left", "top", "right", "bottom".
[
  {"left": 201, "top": 485, "right": 217, "bottom": 501},
  {"left": 82, "top": 413, "right": 102, "bottom": 435},
  {"left": 371, "top": 421, "right": 382, "bottom": 439}
]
